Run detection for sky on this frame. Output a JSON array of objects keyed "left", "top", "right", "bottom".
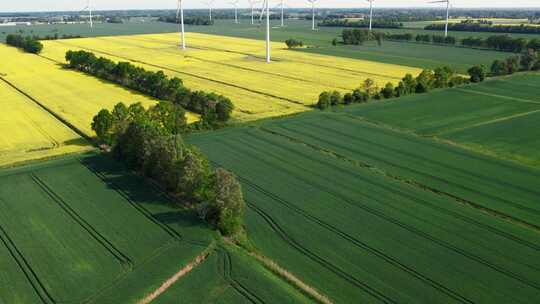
[{"left": 0, "top": 0, "right": 539, "bottom": 12}]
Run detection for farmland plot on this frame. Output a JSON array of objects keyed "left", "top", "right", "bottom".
[
  {"left": 188, "top": 126, "right": 540, "bottom": 304},
  {"left": 154, "top": 247, "right": 313, "bottom": 304},
  {"left": 0, "top": 155, "right": 213, "bottom": 303},
  {"left": 342, "top": 73, "right": 540, "bottom": 167},
  {"left": 0, "top": 80, "right": 89, "bottom": 167},
  {"left": 0, "top": 44, "right": 198, "bottom": 138},
  {"left": 263, "top": 112, "right": 540, "bottom": 227},
  {"left": 40, "top": 33, "right": 420, "bottom": 122}
]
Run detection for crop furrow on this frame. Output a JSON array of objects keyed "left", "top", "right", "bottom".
[
  {"left": 247, "top": 201, "right": 395, "bottom": 304},
  {"left": 220, "top": 249, "right": 265, "bottom": 304},
  {"left": 259, "top": 125, "right": 540, "bottom": 232},
  {"left": 30, "top": 174, "right": 133, "bottom": 270},
  {"left": 0, "top": 220, "right": 55, "bottom": 304},
  {"left": 53, "top": 40, "right": 308, "bottom": 107},
  {"left": 79, "top": 160, "right": 183, "bottom": 241},
  {"left": 225, "top": 135, "right": 540, "bottom": 290},
  {"left": 281, "top": 119, "right": 540, "bottom": 211}
]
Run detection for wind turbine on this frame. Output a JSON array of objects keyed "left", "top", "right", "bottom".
[
  {"left": 366, "top": 0, "right": 374, "bottom": 31},
  {"left": 307, "top": 0, "right": 318, "bottom": 31},
  {"left": 430, "top": 0, "right": 450, "bottom": 37},
  {"left": 258, "top": 0, "right": 271, "bottom": 62},
  {"left": 204, "top": 0, "right": 215, "bottom": 21},
  {"left": 248, "top": 0, "right": 260, "bottom": 25},
  {"left": 280, "top": 0, "right": 284, "bottom": 27},
  {"left": 176, "top": 0, "right": 185, "bottom": 49},
  {"left": 230, "top": 0, "right": 240, "bottom": 24},
  {"left": 81, "top": 0, "right": 93, "bottom": 29}
]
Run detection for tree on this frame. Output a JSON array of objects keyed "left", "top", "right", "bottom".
[
  {"left": 505, "top": 56, "right": 519, "bottom": 74},
  {"left": 434, "top": 66, "right": 454, "bottom": 88},
  {"left": 467, "top": 65, "right": 486, "bottom": 83},
  {"left": 216, "top": 97, "right": 234, "bottom": 122},
  {"left": 415, "top": 69, "right": 436, "bottom": 93},
  {"left": 343, "top": 92, "right": 354, "bottom": 104},
  {"left": 176, "top": 147, "right": 212, "bottom": 201},
  {"left": 362, "top": 78, "right": 378, "bottom": 98},
  {"left": 381, "top": 82, "right": 395, "bottom": 99},
  {"left": 91, "top": 109, "right": 114, "bottom": 144},
  {"left": 490, "top": 60, "right": 507, "bottom": 76},
  {"left": 202, "top": 168, "right": 245, "bottom": 236},
  {"left": 330, "top": 91, "right": 342, "bottom": 106},
  {"left": 520, "top": 50, "right": 538, "bottom": 71},
  {"left": 285, "top": 38, "right": 303, "bottom": 49},
  {"left": 317, "top": 91, "right": 332, "bottom": 109}
]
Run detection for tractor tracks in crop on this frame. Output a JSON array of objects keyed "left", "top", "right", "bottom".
[
  {"left": 120, "top": 35, "right": 403, "bottom": 81},
  {"left": 30, "top": 173, "right": 134, "bottom": 271},
  {"left": 245, "top": 200, "right": 397, "bottom": 304},
  {"left": 0, "top": 215, "right": 56, "bottom": 304},
  {"left": 219, "top": 249, "right": 266, "bottom": 304},
  {"left": 53, "top": 40, "right": 308, "bottom": 108},
  {"left": 0, "top": 76, "right": 91, "bottom": 142},
  {"left": 220, "top": 134, "right": 540, "bottom": 292},
  {"left": 80, "top": 160, "right": 183, "bottom": 242},
  {"left": 259, "top": 123, "right": 540, "bottom": 234}
]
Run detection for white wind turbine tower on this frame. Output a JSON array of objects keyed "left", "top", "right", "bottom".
[
  {"left": 230, "top": 0, "right": 240, "bottom": 24},
  {"left": 204, "top": 0, "right": 215, "bottom": 21},
  {"left": 280, "top": 0, "right": 285, "bottom": 27},
  {"left": 82, "top": 0, "right": 93, "bottom": 29},
  {"left": 307, "top": 0, "right": 318, "bottom": 31},
  {"left": 248, "top": 0, "right": 260, "bottom": 24},
  {"left": 258, "top": 0, "right": 271, "bottom": 62},
  {"left": 430, "top": 0, "right": 450, "bottom": 37},
  {"left": 176, "top": 0, "right": 186, "bottom": 49},
  {"left": 367, "top": 0, "right": 374, "bottom": 31}
]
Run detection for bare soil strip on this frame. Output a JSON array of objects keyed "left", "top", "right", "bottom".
[{"left": 137, "top": 248, "right": 213, "bottom": 304}]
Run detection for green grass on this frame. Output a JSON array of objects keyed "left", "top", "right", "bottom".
[
  {"left": 154, "top": 246, "right": 313, "bottom": 304},
  {"left": 187, "top": 125, "right": 540, "bottom": 304},
  {"left": 0, "top": 154, "right": 214, "bottom": 303},
  {"left": 342, "top": 73, "right": 540, "bottom": 167}
]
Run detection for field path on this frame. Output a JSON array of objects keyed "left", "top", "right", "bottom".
[{"left": 137, "top": 249, "right": 212, "bottom": 304}]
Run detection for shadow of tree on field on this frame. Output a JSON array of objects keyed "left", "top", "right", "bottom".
[{"left": 79, "top": 154, "right": 212, "bottom": 241}]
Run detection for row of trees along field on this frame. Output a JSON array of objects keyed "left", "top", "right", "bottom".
[
  {"left": 5, "top": 34, "right": 43, "bottom": 54},
  {"left": 341, "top": 29, "right": 540, "bottom": 53},
  {"left": 65, "top": 50, "right": 233, "bottom": 127},
  {"left": 316, "top": 50, "right": 540, "bottom": 109},
  {"left": 157, "top": 16, "right": 213, "bottom": 25},
  {"left": 92, "top": 101, "right": 245, "bottom": 236},
  {"left": 319, "top": 18, "right": 403, "bottom": 29},
  {"left": 425, "top": 21, "right": 540, "bottom": 34}
]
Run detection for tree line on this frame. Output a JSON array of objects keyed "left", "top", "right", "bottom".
[
  {"left": 316, "top": 66, "right": 468, "bottom": 109},
  {"left": 316, "top": 50, "right": 539, "bottom": 110},
  {"left": 285, "top": 38, "right": 304, "bottom": 49},
  {"left": 92, "top": 101, "right": 245, "bottom": 236},
  {"left": 158, "top": 16, "right": 213, "bottom": 26},
  {"left": 319, "top": 18, "right": 403, "bottom": 29},
  {"left": 359, "top": 30, "right": 540, "bottom": 53},
  {"left": 65, "top": 50, "right": 233, "bottom": 127},
  {"left": 5, "top": 34, "right": 43, "bottom": 54},
  {"left": 425, "top": 22, "right": 540, "bottom": 35}
]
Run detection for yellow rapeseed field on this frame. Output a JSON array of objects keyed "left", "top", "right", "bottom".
[
  {"left": 41, "top": 33, "right": 421, "bottom": 122},
  {"left": 0, "top": 80, "right": 90, "bottom": 167},
  {"left": 0, "top": 44, "right": 199, "bottom": 137}
]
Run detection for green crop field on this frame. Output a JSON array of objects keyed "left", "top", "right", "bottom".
[
  {"left": 155, "top": 246, "right": 313, "bottom": 304},
  {"left": 0, "top": 154, "right": 214, "bottom": 303},
  {"left": 187, "top": 124, "right": 540, "bottom": 304},
  {"left": 343, "top": 73, "right": 540, "bottom": 167}
]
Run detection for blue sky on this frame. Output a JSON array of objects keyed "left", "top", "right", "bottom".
[{"left": 1, "top": 0, "right": 539, "bottom": 12}]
